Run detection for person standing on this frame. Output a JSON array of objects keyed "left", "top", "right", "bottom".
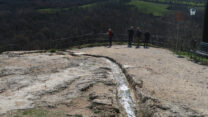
[
  {"left": 107, "top": 28, "right": 113, "bottom": 47},
  {"left": 128, "top": 26, "right": 134, "bottom": 48},
  {"left": 144, "top": 31, "right": 150, "bottom": 48},
  {"left": 135, "top": 27, "right": 142, "bottom": 48}
]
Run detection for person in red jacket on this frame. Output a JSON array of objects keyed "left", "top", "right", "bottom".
[{"left": 107, "top": 28, "right": 114, "bottom": 47}]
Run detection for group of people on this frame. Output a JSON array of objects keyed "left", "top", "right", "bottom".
[{"left": 107, "top": 26, "right": 150, "bottom": 48}]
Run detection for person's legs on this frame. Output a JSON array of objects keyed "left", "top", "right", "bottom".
[
  {"left": 144, "top": 39, "right": 148, "bottom": 48},
  {"left": 146, "top": 41, "right": 148, "bottom": 48},
  {"left": 136, "top": 37, "right": 140, "bottom": 48},
  {"left": 109, "top": 37, "right": 112, "bottom": 47},
  {"left": 108, "top": 37, "right": 110, "bottom": 47},
  {"left": 128, "top": 36, "right": 131, "bottom": 47},
  {"left": 146, "top": 39, "right": 150, "bottom": 48},
  {"left": 133, "top": 36, "right": 136, "bottom": 45},
  {"left": 129, "top": 36, "right": 133, "bottom": 47}
]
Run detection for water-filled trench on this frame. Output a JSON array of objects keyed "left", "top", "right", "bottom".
[
  {"left": 73, "top": 52, "right": 137, "bottom": 117},
  {"left": 105, "top": 59, "right": 136, "bottom": 117}
]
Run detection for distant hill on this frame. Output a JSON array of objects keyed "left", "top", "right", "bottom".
[{"left": 0, "top": 0, "right": 205, "bottom": 52}]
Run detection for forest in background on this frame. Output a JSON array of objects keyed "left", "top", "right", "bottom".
[{"left": 0, "top": 0, "right": 206, "bottom": 52}]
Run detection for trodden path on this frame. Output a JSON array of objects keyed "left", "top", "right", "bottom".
[{"left": 72, "top": 45, "right": 208, "bottom": 116}]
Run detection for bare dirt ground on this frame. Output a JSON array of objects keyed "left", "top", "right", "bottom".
[
  {"left": 73, "top": 45, "right": 208, "bottom": 116},
  {"left": 0, "top": 45, "right": 208, "bottom": 117},
  {"left": 0, "top": 51, "right": 122, "bottom": 117}
]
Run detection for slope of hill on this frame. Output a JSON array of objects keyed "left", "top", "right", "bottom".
[
  {"left": 129, "top": 0, "right": 171, "bottom": 16},
  {"left": 0, "top": 0, "right": 205, "bottom": 53}
]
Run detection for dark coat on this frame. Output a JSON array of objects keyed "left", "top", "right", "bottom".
[
  {"left": 136, "top": 30, "right": 142, "bottom": 38},
  {"left": 144, "top": 32, "right": 150, "bottom": 42},
  {"left": 128, "top": 29, "right": 134, "bottom": 37}
]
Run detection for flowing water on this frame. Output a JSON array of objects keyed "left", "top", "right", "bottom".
[
  {"left": 73, "top": 52, "right": 137, "bottom": 117},
  {"left": 105, "top": 59, "right": 136, "bottom": 117}
]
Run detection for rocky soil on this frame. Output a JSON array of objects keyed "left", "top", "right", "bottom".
[
  {"left": 0, "top": 51, "right": 122, "bottom": 117},
  {"left": 73, "top": 45, "right": 208, "bottom": 117},
  {"left": 0, "top": 45, "right": 208, "bottom": 117}
]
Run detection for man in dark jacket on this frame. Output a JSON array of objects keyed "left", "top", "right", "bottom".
[
  {"left": 136, "top": 27, "right": 142, "bottom": 48},
  {"left": 128, "top": 26, "right": 134, "bottom": 47},
  {"left": 144, "top": 31, "right": 150, "bottom": 48}
]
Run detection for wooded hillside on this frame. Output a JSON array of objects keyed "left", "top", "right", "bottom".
[{"left": 0, "top": 0, "right": 205, "bottom": 52}]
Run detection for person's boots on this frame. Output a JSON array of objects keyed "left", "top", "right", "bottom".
[
  {"left": 129, "top": 43, "right": 132, "bottom": 48},
  {"left": 136, "top": 43, "right": 140, "bottom": 48}
]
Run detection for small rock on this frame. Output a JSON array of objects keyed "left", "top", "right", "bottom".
[
  {"left": 47, "top": 104, "right": 56, "bottom": 108},
  {"left": 123, "top": 65, "right": 135, "bottom": 69},
  {"left": 80, "top": 83, "right": 94, "bottom": 91},
  {"left": 89, "top": 93, "right": 98, "bottom": 100},
  {"left": 92, "top": 99, "right": 112, "bottom": 105}
]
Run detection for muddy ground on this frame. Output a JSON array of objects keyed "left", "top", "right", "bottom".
[{"left": 0, "top": 45, "right": 208, "bottom": 117}]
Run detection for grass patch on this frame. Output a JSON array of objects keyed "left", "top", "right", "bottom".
[
  {"left": 148, "top": 0, "right": 205, "bottom": 7},
  {"left": 9, "top": 108, "right": 66, "bottom": 117},
  {"left": 38, "top": 7, "right": 72, "bottom": 14},
  {"left": 181, "top": 1, "right": 204, "bottom": 7},
  {"left": 48, "top": 48, "right": 57, "bottom": 53},
  {"left": 79, "top": 3, "right": 97, "bottom": 9},
  {"left": 195, "top": 6, "right": 205, "bottom": 11},
  {"left": 93, "top": 109, "right": 101, "bottom": 114},
  {"left": 143, "top": 43, "right": 208, "bottom": 66},
  {"left": 72, "top": 115, "right": 82, "bottom": 117},
  {"left": 175, "top": 51, "right": 190, "bottom": 56},
  {"left": 175, "top": 50, "right": 208, "bottom": 65},
  {"left": 128, "top": 0, "right": 171, "bottom": 16},
  {"left": 38, "top": 3, "right": 97, "bottom": 14}
]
